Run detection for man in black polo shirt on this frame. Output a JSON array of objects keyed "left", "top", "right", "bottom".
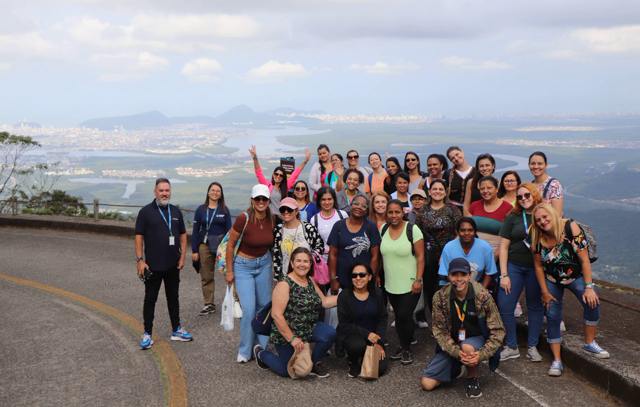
[{"left": 135, "top": 178, "right": 192, "bottom": 349}]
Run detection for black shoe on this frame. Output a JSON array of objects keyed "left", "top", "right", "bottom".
[
  {"left": 401, "top": 350, "right": 414, "bottom": 365},
  {"left": 253, "top": 345, "right": 268, "bottom": 370},
  {"left": 198, "top": 304, "right": 215, "bottom": 316},
  {"left": 389, "top": 347, "right": 403, "bottom": 360},
  {"left": 310, "top": 362, "right": 330, "bottom": 378},
  {"left": 465, "top": 377, "right": 482, "bottom": 398},
  {"left": 347, "top": 364, "right": 360, "bottom": 378},
  {"left": 410, "top": 337, "right": 418, "bottom": 345}
]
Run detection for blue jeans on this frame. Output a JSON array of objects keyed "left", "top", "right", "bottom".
[
  {"left": 545, "top": 277, "right": 600, "bottom": 343},
  {"left": 260, "top": 322, "right": 336, "bottom": 377},
  {"left": 234, "top": 252, "right": 273, "bottom": 359},
  {"left": 497, "top": 262, "right": 544, "bottom": 348}
]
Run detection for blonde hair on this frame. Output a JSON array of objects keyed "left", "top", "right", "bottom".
[
  {"left": 511, "top": 182, "right": 542, "bottom": 215},
  {"left": 368, "top": 191, "right": 390, "bottom": 221},
  {"left": 530, "top": 203, "right": 564, "bottom": 248}
]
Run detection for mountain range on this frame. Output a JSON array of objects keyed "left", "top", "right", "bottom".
[{"left": 79, "top": 105, "right": 324, "bottom": 130}]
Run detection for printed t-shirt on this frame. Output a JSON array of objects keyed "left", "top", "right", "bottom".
[
  {"left": 327, "top": 219, "right": 381, "bottom": 287},
  {"left": 280, "top": 223, "right": 311, "bottom": 273},
  {"left": 381, "top": 222, "right": 424, "bottom": 294}
]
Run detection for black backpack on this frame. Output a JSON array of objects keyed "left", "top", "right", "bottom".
[{"left": 380, "top": 221, "right": 416, "bottom": 256}]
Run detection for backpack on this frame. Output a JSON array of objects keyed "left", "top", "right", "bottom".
[
  {"left": 215, "top": 211, "right": 249, "bottom": 274},
  {"left": 564, "top": 218, "right": 598, "bottom": 263},
  {"left": 380, "top": 221, "right": 416, "bottom": 256},
  {"left": 542, "top": 177, "right": 557, "bottom": 201}
]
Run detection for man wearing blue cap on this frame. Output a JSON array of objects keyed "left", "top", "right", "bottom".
[{"left": 421, "top": 257, "right": 504, "bottom": 399}]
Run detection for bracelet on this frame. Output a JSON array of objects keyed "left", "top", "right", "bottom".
[
  {"left": 136, "top": 256, "right": 144, "bottom": 263},
  {"left": 414, "top": 279, "right": 423, "bottom": 284},
  {"left": 585, "top": 282, "right": 595, "bottom": 289},
  {"left": 501, "top": 275, "right": 509, "bottom": 278}
]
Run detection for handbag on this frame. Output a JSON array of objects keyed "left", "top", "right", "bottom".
[
  {"left": 252, "top": 301, "right": 273, "bottom": 336},
  {"left": 312, "top": 253, "right": 330, "bottom": 285},
  {"left": 359, "top": 345, "right": 381, "bottom": 379},
  {"left": 215, "top": 212, "right": 249, "bottom": 274},
  {"left": 220, "top": 285, "right": 235, "bottom": 331}
]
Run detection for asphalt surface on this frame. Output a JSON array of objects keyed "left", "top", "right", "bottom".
[{"left": 0, "top": 227, "right": 623, "bottom": 407}]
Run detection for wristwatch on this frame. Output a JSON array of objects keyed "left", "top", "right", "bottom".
[
  {"left": 585, "top": 282, "right": 596, "bottom": 289},
  {"left": 414, "top": 278, "right": 423, "bottom": 284},
  {"left": 136, "top": 256, "right": 144, "bottom": 263}
]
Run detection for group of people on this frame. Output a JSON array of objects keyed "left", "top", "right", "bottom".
[{"left": 134, "top": 143, "right": 608, "bottom": 399}]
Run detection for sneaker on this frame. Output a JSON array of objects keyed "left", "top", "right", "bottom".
[
  {"left": 410, "top": 338, "right": 418, "bottom": 345},
  {"left": 527, "top": 346, "right": 543, "bottom": 362},
  {"left": 401, "top": 350, "right": 414, "bottom": 365},
  {"left": 548, "top": 360, "right": 563, "bottom": 376},
  {"left": 465, "top": 377, "right": 482, "bottom": 398},
  {"left": 253, "top": 345, "right": 268, "bottom": 369},
  {"left": 500, "top": 347, "right": 520, "bottom": 361},
  {"left": 456, "top": 365, "right": 467, "bottom": 379},
  {"left": 514, "top": 302, "right": 523, "bottom": 317},
  {"left": 310, "top": 362, "right": 330, "bottom": 378},
  {"left": 389, "top": 347, "right": 403, "bottom": 360},
  {"left": 199, "top": 304, "right": 215, "bottom": 316},
  {"left": 347, "top": 364, "right": 360, "bottom": 378},
  {"left": 170, "top": 326, "right": 193, "bottom": 342},
  {"left": 560, "top": 320, "right": 566, "bottom": 332},
  {"left": 237, "top": 354, "right": 249, "bottom": 363},
  {"left": 416, "top": 320, "right": 429, "bottom": 329},
  {"left": 583, "top": 341, "right": 610, "bottom": 359},
  {"left": 139, "top": 332, "right": 153, "bottom": 350},
  {"left": 391, "top": 320, "right": 396, "bottom": 328}
]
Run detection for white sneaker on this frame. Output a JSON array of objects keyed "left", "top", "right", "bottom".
[
  {"left": 514, "top": 302, "right": 523, "bottom": 317},
  {"left": 500, "top": 347, "right": 520, "bottom": 361},
  {"left": 560, "top": 320, "right": 567, "bottom": 332},
  {"left": 236, "top": 354, "right": 249, "bottom": 363},
  {"left": 548, "top": 360, "right": 563, "bottom": 377},
  {"left": 391, "top": 320, "right": 396, "bottom": 328},
  {"left": 416, "top": 320, "right": 429, "bottom": 329},
  {"left": 527, "top": 346, "right": 543, "bottom": 362},
  {"left": 583, "top": 341, "right": 610, "bottom": 359}
]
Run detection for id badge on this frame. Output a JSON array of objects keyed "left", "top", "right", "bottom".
[
  {"left": 458, "top": 328, "right": 466, "bottom": 342},
  {"left": 523, "top": 238, "right": 531, "bottom": 249},
  {"left": 169, "top": 236, "right": 175, "bottom": 246}
]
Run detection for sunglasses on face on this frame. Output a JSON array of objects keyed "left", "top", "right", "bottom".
[
  {"left": 294, "top": 187, "right": 307, "bottom": 192},
  {"left": 273, "top": 172, "right": 284, "bottom": 178},
  {"left": 253, "top": 196, "right": 269, "bottom": 202},
  {"left": 347, "top": 155, "right": 359, "bottom": 159},
  {"left": 406, "top": 157, "right": 418, "bottom": 162},
  {"left": 516, "top": 192, "right": 532, "bottom": 201},
  {"left": 279, "top": 206, "right": 295, "bottom": 214},
  {"left": 351, "top": 272, "right": 368, "bottom": 279},
  {"left": 504, "top": 179, "right": 518, "bottom": 184}
]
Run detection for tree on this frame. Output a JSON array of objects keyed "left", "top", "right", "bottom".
[{"left": 0, "top": 132, "right": 44, "bottom": 211}]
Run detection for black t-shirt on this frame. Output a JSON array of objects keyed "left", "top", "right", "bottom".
[
  {"left": 135, "top": 201, "right": 186, "bottom": 271},
  {"left": 450, "top": 286, "right": 483, "bottom": 340}
]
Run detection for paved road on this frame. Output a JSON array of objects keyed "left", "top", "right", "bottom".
[{"left": 0, "top": 227, "right": 622, "bottom": 406}]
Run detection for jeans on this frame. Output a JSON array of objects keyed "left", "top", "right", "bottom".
[
  {"left": 143, "top": 268, "right": 180, "bottom": 334},
  {"left": 497, "top": 262, "right": 544, "bottom": 348},
  {"left": 234, "top": 252, "right": 273, "bottom": 359},
  {"left": 545, "top": 276, "right": 600, "bottom": 343},
  {"left": 387, "top": 291, "right": 420, "bottom": 350},
  {"left": 260, "top": 322, "right": 336, "bottom": 377}
]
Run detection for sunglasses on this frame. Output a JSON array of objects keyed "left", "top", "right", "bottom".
[
  {"left": 279, "top": 206, "right": 295, "bottom": 214},
  {"left": 253, "top": 196, "right": 269, "bottom": 202},
  {"left": 516, "top": 192, "right": 532, "bottom": 201},
  {"left": 347, "top": 155, "right": 359, "bottom": 159},
  {"left": 405, "top": 157, "right": 418, "bottom": 162},
  {"left": 294, "top": 187, "right": 307, "bottom": 192},
  {"left": 351, "top": 272, "right": 368, "bottom": 279},
  {"left": 273, "top": 172, "right": 284, "bottom": 178},
  {"left": 504, "top": 179, "right": 518, "bottom": 184}
]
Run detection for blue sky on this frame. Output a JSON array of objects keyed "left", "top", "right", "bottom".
[{"left": 1, "top": 0, "right": 639, "bottom": 125}]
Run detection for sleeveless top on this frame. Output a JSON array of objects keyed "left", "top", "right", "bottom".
[
  {"left": 270, "top": 275, "right": 322, "bottom": 345},
  {"left": 536, "top": 222, "right": 588, "bottom": 284}
]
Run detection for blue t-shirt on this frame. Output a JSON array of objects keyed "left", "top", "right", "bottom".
[
  {"left": 327, "top": 219, "right": 381, "bottom": 287},
  {"left": 438, "top": 238, "right": 497, "bottom": 284},
  {"left": 299, "top": 202, "right": 318, "bottom": 223}
]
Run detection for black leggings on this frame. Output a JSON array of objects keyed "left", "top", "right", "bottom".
[
  {"left": 343, "top": 333, "right": 389, "bottom": 376},
  {"left": 416, "top": 248, "right": 442, "bottom": 321},
  {"left": 143, "top": 268, "right": 180, "bottom": 334},
  {"left": 387, "top": 291, "right": 420, "bottom": 350}
]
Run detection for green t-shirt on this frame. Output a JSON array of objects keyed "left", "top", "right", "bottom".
[{"left": 381, "top": 223, "right": 424, "bottom": 295}]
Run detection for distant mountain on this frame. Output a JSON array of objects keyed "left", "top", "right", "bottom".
[
  {"left": 14, "top": 121, "right": 41, "bottom": 128},
  {"left": 80, "top": 105, "right": 322, "bottom": 130}
]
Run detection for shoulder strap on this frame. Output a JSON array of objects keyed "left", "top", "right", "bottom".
[
  {"left": 564, "top": 218, "right": 574, "bottom": 240},
  {"left": 337, "top": 209, "right": 345, "bottom": 220},
  {"left": 380, "top": 223, "right": 389, "bottom": 237},
  {"left": 406, "top": 222, "right": 415, "bottom": 256},
  {"left": 543, "top": 177, "right": 557, "bottom": 200},
  {"left": 313, "top": 214, "right": 319, "bottom": 229},
  {"left": 368, "top": 172, "right": 373, "bottom": 189}
]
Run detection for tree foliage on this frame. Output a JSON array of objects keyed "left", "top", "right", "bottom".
[{"left": 22, "top": 190, "right": 87, "bottom": 217}]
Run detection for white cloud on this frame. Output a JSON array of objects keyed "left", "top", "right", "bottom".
[
  {"left": 440, "top": 56, "right": 512, "bottom": 70},
  {"left": 0, "top": 32, "right": 57, "bottom": 58},
  {"left": 572, "top": 25, "right": 640, "bottom": 53},
  {"left": 349, "top": 61, "right": 420, "bottom": 75},
  {"left": 181, "top": 58, "right": 223, "bottom": 82},
  {"left": 544, "top": 49, "right": 581, "bottom": 60},
  {"left": 247, "top": 60, "right": 308, "bottom": 82},
  {"left": 132, "top": 14, "right": 259, "bottom": 39},
  {"left": 0, "top": 62, "right": 11, "bottom": 72},
  {"left": 91, "top": 51, "right": 169, "bottom": 81}
]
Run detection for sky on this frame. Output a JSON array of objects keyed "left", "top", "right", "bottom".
[{"left": 1, "top": 0, "right": 640, "bottom": 125}]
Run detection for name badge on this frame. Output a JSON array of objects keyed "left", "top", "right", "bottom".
[
  {"left": 169, "top": 236, "right": 175, "bottom": 246},
  {"left": 458, "top": 328, "right": 466, "bottom": 342}
]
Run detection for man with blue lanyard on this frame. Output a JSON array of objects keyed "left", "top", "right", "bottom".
[
  {"left": 438, "top": 217, "right": 497, "bottom": 289},
  {"left": 135, "top": 178, "right": 192, "bottom": 349}
]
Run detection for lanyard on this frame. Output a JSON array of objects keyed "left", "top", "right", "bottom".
[
  {"left": 522, "top": 212, "right": 529, "bottom": 237},
  {"left": 454, "top": 300, "right": 467, "bottom": 323},
  {"left": 157, "top": 204, "right": 173, "bottom": 236},
  {"left": 205, "top": 207, "right": 218, "bottom": 232}
]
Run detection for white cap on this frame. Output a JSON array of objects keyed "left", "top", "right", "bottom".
[{"left": 251, "top": 184, "right": 270, "bottom": 199}]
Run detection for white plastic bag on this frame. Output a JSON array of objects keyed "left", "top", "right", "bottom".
[
  {"left": 233, "top": 286, "right": 243, "bottom": 319},
  {"left": 324, "top": 288, "right": 341, "bottom": 328},
  {"left": 221, "top": 285, "right": 235, "bottom": 331}
]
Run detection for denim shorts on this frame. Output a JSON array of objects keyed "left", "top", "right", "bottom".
[{"left": 421, "top": 336, "right": 485, "bottom": 383}]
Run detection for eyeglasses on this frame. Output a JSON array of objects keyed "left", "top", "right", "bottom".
[
  {"left": 279, "top": 206, "right": 295, "bottom": 214},
  {"left": 504, "top": 179, "right": 518, "bottom": 184},
  {"left": 347, "top": 155, "right": 359, "bottom": 160},
  {"left": 405, "top": 157, "right": 418, "bottom": 162},
  {"left": 253, "top": 196, "right": 269, "bottom": 202},
  {"left": 273, "top": 172, "right": 284, "bottom": 178},
  {"left": 516, "top": 192, "right": 532, "bottom": 201},
  {"left": 294, "top": 187, "right": 307, "bottom": 192},
  {"left": 351, "top": 272, "right": 368, "bottom": 279}
]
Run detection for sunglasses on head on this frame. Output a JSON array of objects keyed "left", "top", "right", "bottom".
[
  {"left": 516, "top": 192, "right": 532, "bottom": 201},
  {"left": 253, "top": 196, "right": 269, "bottom": 202},
  {"left": 351, "top": 272, "right": 368, "bottom": 279},
  {"left": 279, "top": 206, "right": 295, "bottom": 214},
  {"left": 294, "top": 186, "right": 307, "bottom": 192}
]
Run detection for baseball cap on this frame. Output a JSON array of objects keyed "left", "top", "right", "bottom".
[
  {"left": 251, "top": 184, "right": 270, "bottom": 199},
  {"left": 410, "top": 189, "right": 427, "bottom": 200},
  {"left": 448, "top": 258, "right": 471, "bottom": 274},
  {"left": 279, "top": 197, "right": 297, "bottom": 210}
]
